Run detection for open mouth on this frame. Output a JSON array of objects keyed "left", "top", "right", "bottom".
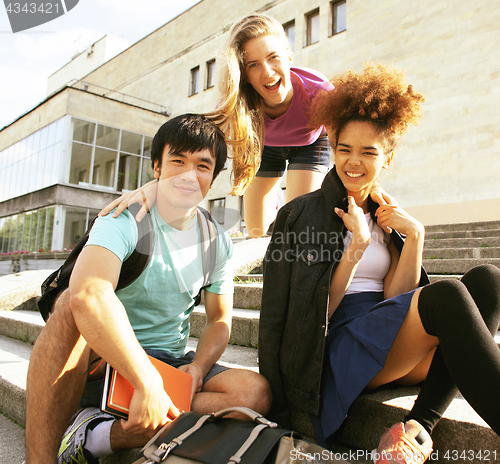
[{"left": 264, "top": 79, "right": 281, "bottom": 91}]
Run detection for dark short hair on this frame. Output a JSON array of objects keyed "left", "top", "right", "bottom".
[{"left": 151, "top": 113, "right": 227, "bottom": 182}]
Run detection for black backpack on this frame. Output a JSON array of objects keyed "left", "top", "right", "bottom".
[{"left": 38, "top": 203, "right": 217, "bottom": 321}]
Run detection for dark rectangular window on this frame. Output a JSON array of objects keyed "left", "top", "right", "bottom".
[
  {"left": 206, "top": 59, "right": 216, "bottom": 89},
  {"left": 190, "top": 66, "right": 200, "bottom": 96},
  {"left": 209, "top": 198, "right": 225, "bottom": 226}
]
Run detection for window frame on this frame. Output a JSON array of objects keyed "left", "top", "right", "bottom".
[
  {"left": 283, "top": 20, "right": 296, "bottom": 52},
  {"left": 209, "top": 198, "right": 226, "bottom": 227},
  {"left": 205, "top": 59, "right": 216, "bottom": 90},
  {"left": 305, "top": 8, "right": 320, "bottom": 47},
  {"left": 190, "top": 66, "right": 200, "bottom": 96},
  {"left": 330, "top": 0, "right": 347, "bottom": 36}
]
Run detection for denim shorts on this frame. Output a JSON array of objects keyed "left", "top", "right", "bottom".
[
  {"left": 79, "top": 350, "right": 228, "bottom": 408},
  {"left": 256, "top": 134, "right": 331, "bottom": 178}
]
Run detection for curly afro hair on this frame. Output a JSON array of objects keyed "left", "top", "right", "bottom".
[{"left": 311, "top": 63, "right": 425, "bottom": 152}]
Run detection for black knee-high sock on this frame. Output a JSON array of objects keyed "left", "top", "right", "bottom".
[{"left": 406, "top": 265, "right": 500, "bottom": 435}]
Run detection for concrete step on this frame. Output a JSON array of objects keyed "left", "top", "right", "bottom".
[
  {"left": 424, "top": 236, "right": 500, "bottom": 249},
  {"left": 426, "top": 228, "right": 500, "bottom": 240},
  {"left": 423, "top": 246, "right": 500, "bottom": 260},
  {"left": 0, "top": 269, "right": 52, "bottom": 311},
  {"left": 425, "top": 220, "right": 500, "bottom": 234},
  {"left": 422, "top": 258, "right": 500, "bottom": 275},
  {"left": 2, "top": 321, "right": 499, "bottom": 463},
  {"left": 0, "top": 305, "right": 261, "bottom": 351},
  {"left": 0, "top": 413, "right": 25, "bottom": 464}
]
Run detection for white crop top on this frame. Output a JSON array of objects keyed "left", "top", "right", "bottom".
[{"left": 344, "top": 213, "right": 391, "bottom": 295}]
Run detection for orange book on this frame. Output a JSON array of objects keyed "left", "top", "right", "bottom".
[{"left": 101, "top": 355, "right": 192, "bottom": 420}]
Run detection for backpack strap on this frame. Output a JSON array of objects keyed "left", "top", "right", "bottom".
[
  {"left": 38, "top": 203, "right": 153, "bottom": 321},
  {"left": 116, "top": 203, "right": 154, "bottom": 290},
  {"left": 194, "top": 206, "right": 218, "bottom": 306}
]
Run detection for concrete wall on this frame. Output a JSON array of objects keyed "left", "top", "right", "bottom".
[{"left": 47, "top": 35, "right": 132, "bottom": 96}]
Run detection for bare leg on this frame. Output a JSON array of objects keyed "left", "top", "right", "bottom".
[
  {"left": 395, "top": 349, "right": 435, "bottom": 386},
  {"left": 367, "top": 288, "right": 439, "bottom": 389},
  {"left": 192, "top": 368, "right": 271, "bottom": 416},
  {"left": 243, "top": 176, "right": 281, "bottom": 238},
  {"left": 285, "top": 170, "right": 325, "bottom": 203},
  {"left": 25, "top": 291, "right": 90, "bottom": 464}
]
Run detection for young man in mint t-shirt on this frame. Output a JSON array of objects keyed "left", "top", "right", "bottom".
[{"left": 25, "top": 114, "right": 271, "bottom": 464}]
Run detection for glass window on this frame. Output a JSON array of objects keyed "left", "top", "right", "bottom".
[
  {"left": 43, "top": 207, "right": 55, "bottom": 250},
  {"left": 306, "top": 9, "right": 320, "bottom": 46},
  {"left": 44, "top": 145, "right": 56, "bottom": 186},
  {"left": 92, "top": 147, "right": 117, "bottom": 189},
  {"left": 5, "top": 216, "right": 15, "bottom": 252},
  {"left": 4, "top": 163, "right": 13, "bottom": 200},
  {"left": 27, "top": 211, "right": 37, "bottom": 252},
  {"left": 69, "top": 142, "right": 93, "bottom": 185},
  {"left": 39, "top": 126, "right": 49, "bottom": 151},
  {"left": 143, "top": 136, "right": 153, "bottom": 159},
  {"left": 209, "top": 198, "right": 225, "bottom": 226},
  {"left": 60, "top": 206, "right": 99, "bottom": 250},
  {"left": 63, "top": 207, "right": 88, "bottom": 249},
  {"left": 283, "top": 21, "right": 295, "bottom": 52},
  {"left": 21, "top": 212, "right": 31, "bottom": 251},
  {"left": 34, "top": 149, "right": 46, "bottom": 190},
  {"left": 190, "top": 66, "right": 200, "bottom": 96},
  {"left": 54, "top": 118, "right": 65, "bottom": 145},
  {"left": 52, "top": 141, "right": 63, "bottom": 181},
  {"left": 206, "top": 59, "right": 216, "bottom": 89},
  {"left": 0, "top": 158, "right": 5, "bottom": 201},
  {"left": 27, "top": 153, "right": 38, "bottom": 193},
  {"left": 118, "top": 154, "right": 141, "bottom": 191},
  {"left": 331, "top": 0, "right": 346, "bottom": 35},
  {"left": 96, "top": 124, "right": 120, "bottom": 150},
  {"left": 18, "top": 137, "right": 26, "bottom": 161},
  {"left": 33, "top": 130, "right": 41, "bottom": 154},
  {"left": 121, "top": 131, "right": 143, "bottom": 155},
  {"left": 12, "top": 213, "right": 22, "bottom": 251},
  {"left": 141, "top": 157, "right": 155, "bottom": 185},
  {"left": 20, "top": 155, "right": 29, "bottom": 197},
  {"left": 72, "top": 119, "right": 95, "bottom": 144}
]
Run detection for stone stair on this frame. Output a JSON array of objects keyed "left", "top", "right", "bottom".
[
  {"left": 422, "top": 220, "right": 500, "bottom": 277},
  {"left": 1, "top": 221, "right": 500, "bottom": 463}
]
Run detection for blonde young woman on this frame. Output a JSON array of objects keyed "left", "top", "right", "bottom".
[
  {"left": 101, "top": 14, "right": 333, "bottom": 238},
  {"left": 258, "top": 64, "right": 500, "bottom": 463}
]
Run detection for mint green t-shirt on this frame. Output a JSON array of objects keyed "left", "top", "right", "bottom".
[{"left": 86, "top": 206, "right": 234, "bottom": 357}]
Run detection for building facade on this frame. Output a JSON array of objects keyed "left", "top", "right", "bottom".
[{"left": 1, "top": 0, "right": 499, "bottom": 253}]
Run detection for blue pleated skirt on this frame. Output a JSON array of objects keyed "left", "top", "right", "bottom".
[{"left": 311, "top": 289, "right": 417, "bottom": 446}]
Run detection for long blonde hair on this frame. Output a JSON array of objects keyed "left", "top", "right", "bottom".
[{"left": 207, "top": 13, "right": 291, "bottom": 195}]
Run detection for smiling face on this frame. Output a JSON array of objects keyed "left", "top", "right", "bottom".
[
  {"left": 242, "top": 34, "right": 293, "bottom": 112},
  {"left": 154, "top": 146, "right": 215, "bottom": 218},
  {"left": 334, "top": 120, "right": 393, "bottom": 209}
]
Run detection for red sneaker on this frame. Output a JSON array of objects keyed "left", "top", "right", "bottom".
[{"left": 373, "top": 420, "right": 433, "bottom": 464}]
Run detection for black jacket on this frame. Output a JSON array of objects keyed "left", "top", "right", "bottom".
[{"left": 258, "top": 169, "right": 429, "bottom": 427}]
